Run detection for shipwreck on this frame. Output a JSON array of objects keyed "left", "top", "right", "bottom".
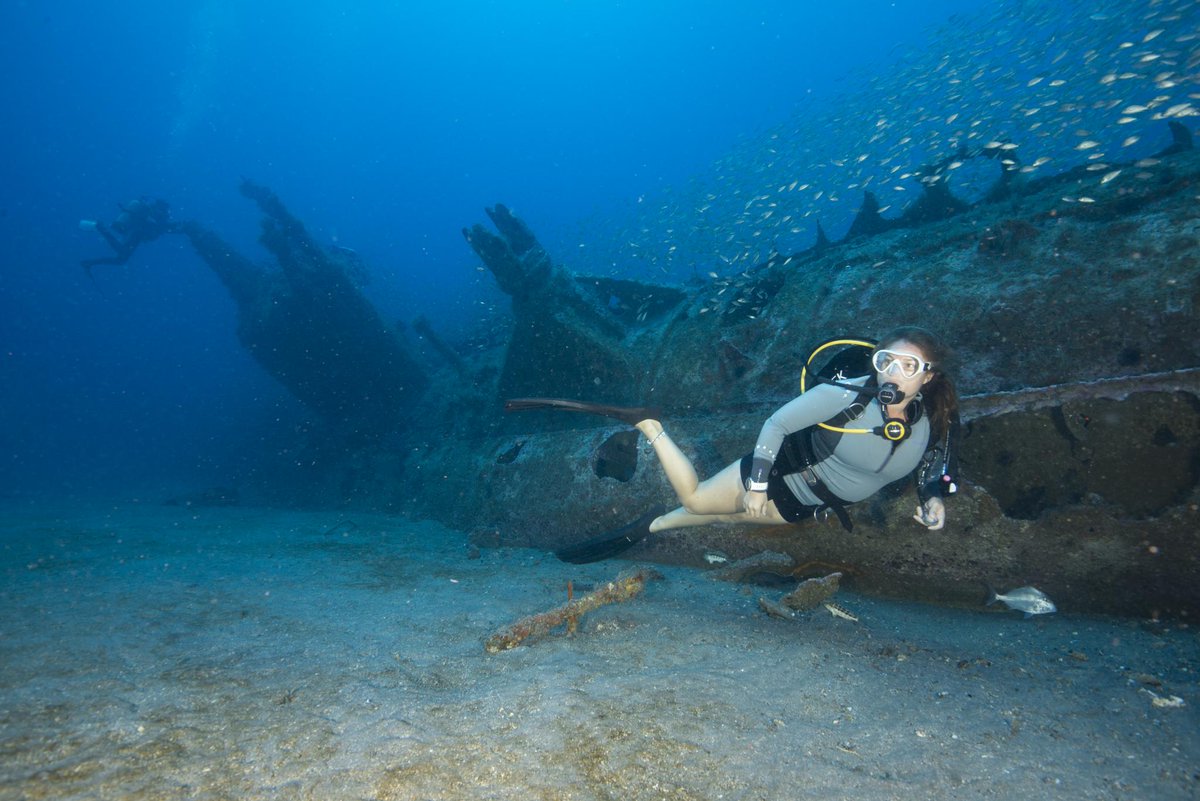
[{"left": 179, "top": 131, "right": 1200, "bottom": 620}]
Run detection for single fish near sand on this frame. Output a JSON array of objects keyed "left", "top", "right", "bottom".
[
  {"left": 703, "top": 549, "right": 730, "bottom": 565},
  {"left": 824, "top": 601, "right": 859, "bottom": 622},
  {"left": 988, "top": 586, "right": 1056, "bottom": 618}
]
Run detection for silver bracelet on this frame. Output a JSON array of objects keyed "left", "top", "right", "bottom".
[{"left": 645, "top": 429, "right": 667, "bottom": 447}]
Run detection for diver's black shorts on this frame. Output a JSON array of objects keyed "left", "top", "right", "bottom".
[{"left": 739, "top": 453, "right": 818, "bottom": 524}]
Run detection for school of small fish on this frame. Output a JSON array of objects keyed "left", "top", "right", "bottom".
[{"left": 551, "top": 0, "right": 1199, "bottom": 315}]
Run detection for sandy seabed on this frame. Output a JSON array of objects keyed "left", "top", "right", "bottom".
[{"left": 0, "top": 501, "right": 1195, "bottom": 801}]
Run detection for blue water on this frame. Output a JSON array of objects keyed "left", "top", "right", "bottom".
[
  {"left": 2, "top": 5, "right": 1199, "bottom": 796},
  {"left": 0, "top": 0, "right": 1011, "bottom": 496}
]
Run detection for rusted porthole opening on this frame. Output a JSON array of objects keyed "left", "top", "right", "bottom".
[{"left": 594, "top": 430, "right": 640, "bottom": 482}]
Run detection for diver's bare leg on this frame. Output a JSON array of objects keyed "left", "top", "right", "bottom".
[
  {"left": 649, "top": 502, "right": 789, "bottom": 532},
  {"left": 634, "top": 420, "right": 698, "bottom": 499},
  {"left": 635, "top": 421, "right": 747, "bottom": 515},
  {"left": 96, "top": 223, "right": 124, "bottom": 253}
]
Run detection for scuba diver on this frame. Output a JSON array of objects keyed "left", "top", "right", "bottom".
[
  {"left": 506, "top": 326, "right": 960, "bottom": 562},
  {"left": 79, "top": 197, "right": 177, "bottom": 273}
]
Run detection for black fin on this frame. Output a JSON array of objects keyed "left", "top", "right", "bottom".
[{"left": 555, "top": 506, "right": 666, "bottom": 564}]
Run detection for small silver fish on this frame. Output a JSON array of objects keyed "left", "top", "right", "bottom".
[
  {"left": 824, "top": 602, "right": 859, "bottom": 622},
  {"left": 988, "top": 586, "right": 1056, "bottom": 618}
]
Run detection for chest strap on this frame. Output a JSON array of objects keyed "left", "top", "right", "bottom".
[{"left": 778, "top": 431, "right": 854, "bottom": 533}]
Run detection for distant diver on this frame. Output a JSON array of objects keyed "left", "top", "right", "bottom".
[
  {"left": 508, "top": 326, "right": 960, "bottom": 563},
  {"left": 80, "top": 196, "right": 178, "bottom": 274}
]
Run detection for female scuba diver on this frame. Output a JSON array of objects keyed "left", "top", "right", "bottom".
[{"left": 506, "top": 326, "right": 960, "bottom": 563}]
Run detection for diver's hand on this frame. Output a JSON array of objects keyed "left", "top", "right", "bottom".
[
  {"left": 913, "top": 497, "right": 946, "bottom": 530},
  {"left": 743, "top": 490, "right": 769, "bottom": 518}
]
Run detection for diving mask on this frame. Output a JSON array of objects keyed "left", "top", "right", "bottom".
[{"left": 872, "top": 349, "right": 932, "bottom": 380}]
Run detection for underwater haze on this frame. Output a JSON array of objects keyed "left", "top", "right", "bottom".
[
  {"left": 3, "top": 3, "right": 1200, "bottom": 800},
  {"left": 1, "top": 0, "right": 991, "bottom": 497}
]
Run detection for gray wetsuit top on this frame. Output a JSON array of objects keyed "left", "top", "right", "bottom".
[{"left": 751, "top": 378, "right": 931, "bottom": 506}]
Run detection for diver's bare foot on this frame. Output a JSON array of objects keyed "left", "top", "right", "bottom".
[{"left": 636, "top": 420, "right": 664, "bottom": 439}]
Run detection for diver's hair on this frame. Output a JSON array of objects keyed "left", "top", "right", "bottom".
[{"left": 876, "top": 325, "right": 959, "bottom": 440}]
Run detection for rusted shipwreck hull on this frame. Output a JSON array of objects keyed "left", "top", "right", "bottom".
[{"left": 405, "top": 149, "right": 1200, "bottom": 620}]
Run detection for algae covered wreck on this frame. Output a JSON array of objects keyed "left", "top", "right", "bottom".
[
  {"left": 402, "top": 142, "right": 1200, "bottom": 620},
  {"left": 168, "top": 128, "right": 1200, "bottom": 621}
]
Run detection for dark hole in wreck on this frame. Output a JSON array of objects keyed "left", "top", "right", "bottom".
[{"left": 594, "top": 430, "right": 640, "bottom": 482}]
